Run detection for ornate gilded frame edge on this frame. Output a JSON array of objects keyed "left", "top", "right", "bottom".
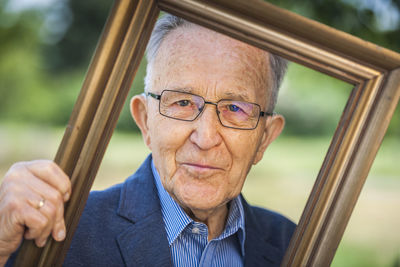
[{"left": 14, "top": 0, "right": 400, "bottom": 266}]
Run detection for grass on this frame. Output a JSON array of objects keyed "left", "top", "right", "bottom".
[{"left": 0, "top": 123, "right": 398, "bottom": 266}]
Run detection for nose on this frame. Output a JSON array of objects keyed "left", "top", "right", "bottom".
[{"left": 189, "top": 104, "right": 222, "bottom": 150}]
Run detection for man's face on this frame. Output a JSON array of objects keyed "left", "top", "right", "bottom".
[{"left": 132, "top": 25, "right": 283, "bottom": 217}]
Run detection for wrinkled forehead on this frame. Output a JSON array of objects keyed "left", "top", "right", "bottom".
[
  {"left": 153, "top": 24, "right": 271, "bottom": 103},
  {"left": 161, "top": 24, "right": 269, "bottom": 63}
]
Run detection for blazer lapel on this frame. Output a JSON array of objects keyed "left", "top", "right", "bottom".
[
  {"left": 115, "top": 155, "right": 172, "bottom": 267},
  {"left": 242, "top": 196, "right": 282, "bottom": 267}
]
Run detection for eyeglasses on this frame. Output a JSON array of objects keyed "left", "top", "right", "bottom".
[{"left": 147, "top": 90, "right": 272, "bottom": 130}]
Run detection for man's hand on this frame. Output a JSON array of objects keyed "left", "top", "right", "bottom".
[{"left": 0, "top": 160, "right": 71, "bottom": 265}]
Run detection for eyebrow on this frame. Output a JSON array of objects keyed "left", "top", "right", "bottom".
[
  {"left": 223, "top": 91, "right": 252, "bottom": 102},
  {"left": 175, "top": 87, "right": 195, "bottom": 93}
]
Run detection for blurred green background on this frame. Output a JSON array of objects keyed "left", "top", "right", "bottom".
[{"left": 0, "top": 0, "right": 399, "bottom": 266}]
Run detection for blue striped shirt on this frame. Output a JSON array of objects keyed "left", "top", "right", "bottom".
[{"left": 151, "top": 161, "right": 246, "bottom": 267}]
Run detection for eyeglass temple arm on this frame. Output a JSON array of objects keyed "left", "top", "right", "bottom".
[
  {"left": 260, "top": 111, "right": 274, "bottom": 117},
  {"left": 147, "top": 92, "right": 161, "bottom": 100}
]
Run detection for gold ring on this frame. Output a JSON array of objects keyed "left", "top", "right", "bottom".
[{"left": 37, "top": 199, "right": 45, "bottom": 209}]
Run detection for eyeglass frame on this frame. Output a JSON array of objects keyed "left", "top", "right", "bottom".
[{"left": 146, "top": 89, "right": 274, "bottom": 130}]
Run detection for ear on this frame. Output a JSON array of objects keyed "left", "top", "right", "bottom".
[
  {"left": 253, "top": 114, "right": 285, "bottom": 165},
  {"left": 130, "top": 94, "right": 151, "bottom": 148}
]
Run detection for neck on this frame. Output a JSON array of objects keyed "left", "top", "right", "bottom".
[{"left": 185, "top": 204, "right": 229, "bottom": 241}]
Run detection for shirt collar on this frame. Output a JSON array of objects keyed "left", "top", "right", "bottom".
[{"left": 151, "top": 159, "right": 246, "bottom": 256}]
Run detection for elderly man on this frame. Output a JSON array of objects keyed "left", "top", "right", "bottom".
[{"left": 1, "top": 14, "right": 295, "bottom": 266}]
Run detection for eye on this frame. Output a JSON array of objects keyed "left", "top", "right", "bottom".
[
  {"left": 228, "top": 104, "right": 241, "bottom": 112},
  {"left": 177, "top": 100, "right": 191, "bottom": 107}
]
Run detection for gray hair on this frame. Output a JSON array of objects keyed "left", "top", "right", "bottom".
[{"left": 144, "top": 14, "right": 288, "bottom": 112}]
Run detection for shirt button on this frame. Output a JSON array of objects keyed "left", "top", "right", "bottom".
[{"left": 192, "top": 227, "right": 200, "bottom": 234}]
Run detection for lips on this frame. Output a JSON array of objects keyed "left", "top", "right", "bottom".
[
  {"left": 179, "top": 162, "right": 225, "bottom": 176},
  {"left": 183, "top": 163, "right": 222, "bottom": 170}
]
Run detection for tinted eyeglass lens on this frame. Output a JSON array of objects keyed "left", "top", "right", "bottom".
[
  {"left": 218, "top": 100, "right": 260, "bottom": 129},
  {"left": 160, "top": 91, "right": 204, "bottom": 120}
]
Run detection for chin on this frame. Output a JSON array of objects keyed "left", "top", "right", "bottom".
[
  {"left": 178, "top": 191, "right": 230, "bottom": 214},
  {"left": 177, "top": 193, "right": 219, "bottom": 210}
]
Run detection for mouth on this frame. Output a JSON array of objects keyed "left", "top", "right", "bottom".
[
  {"left": 183, "top": 163, "right": 222, "bottom": 170},
  {"left": 180, "top": 162, "right": 224, "bottom": 175}
]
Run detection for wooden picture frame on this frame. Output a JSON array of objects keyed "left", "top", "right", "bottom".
[{"left": 15, "top": 0, "right": 400, "bottom": 266}]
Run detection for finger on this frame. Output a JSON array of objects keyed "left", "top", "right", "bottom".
[
  {"left": 25, "top": 182, "right": 66, "bottom": 243},
  {"left": 51, "top": 193, "right": 65, "bottom": 241},
  {"left": 21, "top": 204, "right": 49, "bottom": 243},
  {"left": 34, "top": 200, "right": 57, "bottom": 247},
  {"left": 23, "top": 199, "right": 57, "bottom": 247},
  {"left": 51, "top": 218, "right": 66, "bottom": 242},
  {"left": 46, "top": 192, "right": 66, "bottom": 242},
  {"left": 22, "top": 171, "right": 65, "bottom": 211},
  {"left": 19, "top": 178, "right": 64, "bottom": 244},
  {"left": 25, "top": 192, "right": 47, "bottom": 211},
  {"left": 0, "top": 190, "right": 48, "bottom": 254},
  {"left": 25, "top": 160, "right": 71, "bottom": 201},
  {"left": 16, "top": 169, "right": 66, "bottom": 238}
]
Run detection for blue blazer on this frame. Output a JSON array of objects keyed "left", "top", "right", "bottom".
[{"left": 8, "top": 155, "right": 295, "bottom": 266}]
